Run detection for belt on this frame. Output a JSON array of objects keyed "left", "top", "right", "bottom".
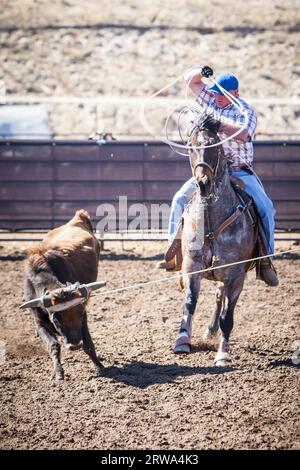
[
  {"left": 231, "top": 164, "right": 248, "bottom": 169},
  {"left": 231, "top": 164, "right": 253, "bottom": 175}
]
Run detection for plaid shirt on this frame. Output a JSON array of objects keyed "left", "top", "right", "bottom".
[{"left": 196, "top": 86, "right": 257, "bottom": 167}]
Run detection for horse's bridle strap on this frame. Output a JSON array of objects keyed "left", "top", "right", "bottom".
[
  {"left": 193, "top": 161, "right": 214, "bottom": 177},
  {"left": 206, "top": 200, "right": 252, "bottom": 240},
  {"left": 193, "top": 144, "right": 222, "bottom": 179}
]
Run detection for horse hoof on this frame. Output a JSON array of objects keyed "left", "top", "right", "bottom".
[
  {"left": 174, "top": 343, "right": 191, "bottom": 354},
  {"left": 215, "top": 359, "right": 231, "bottom": 367},
  {"left": 52, "top": 371, "right": 64, "bottom": 380},
  {"left": 95, "top": 367, "right": 103, "bottom": 377},
  {"left": 203, "top": 328, "right": 217, "bottom": 341}
]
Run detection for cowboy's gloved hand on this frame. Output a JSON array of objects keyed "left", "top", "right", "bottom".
[
  {"left": 202, "top": 115, "right": 221, "bottom": 134},
  {"left": 201, "top": 66, "right": 213, "bottom": 78}
]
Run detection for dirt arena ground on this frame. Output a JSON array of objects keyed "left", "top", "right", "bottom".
[{"left": 0, "top": 241, "right": 299, "bottom": 450}]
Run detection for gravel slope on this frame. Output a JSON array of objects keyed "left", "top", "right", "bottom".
[{"left": 0, "top": 0, "right": 299, "bottom": 137}]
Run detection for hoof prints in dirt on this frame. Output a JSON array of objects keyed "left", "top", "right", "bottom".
[{"left": 0, "top": 257, "right": 299, "bottom": 449}]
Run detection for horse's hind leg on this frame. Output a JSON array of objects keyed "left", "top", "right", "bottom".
[
  {"left": 215, "top": 275, "right": 244, "bottom": 367},
  {"left": 174, "top": 269, "right": 201, "bottom": 354},
  {"left": 203, "top": 282, "right": 224, "bottom": 341}
]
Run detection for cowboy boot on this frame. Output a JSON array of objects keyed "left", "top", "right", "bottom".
[
  {"left": 256, "top": 228, "right": 279, "bottom": 287},
  {"left": 259, "top": 258, "right": 279, "bottom": 287}
]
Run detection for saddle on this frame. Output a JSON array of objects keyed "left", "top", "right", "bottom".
[
  {"left": 165, "top": 175, "right": 269, "bottom": 276},
  {"left": 229, "top": 175, "right": 257, "bottom": 227}
]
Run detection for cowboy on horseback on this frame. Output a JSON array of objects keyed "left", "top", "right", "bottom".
[{"left": 157, "top": 65, "right": 278, "bottom": 287}]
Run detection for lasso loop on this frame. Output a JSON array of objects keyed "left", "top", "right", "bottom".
[{"left": 139, "top": 68, "right": 250, "bottom": 156}]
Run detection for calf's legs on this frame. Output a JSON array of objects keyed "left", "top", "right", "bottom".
[
  {"left": 35, "top": 316, "right": 64, "bottom": 380},
  {"left": 82, "top": 314, "right": 103, "bottom": 374}
]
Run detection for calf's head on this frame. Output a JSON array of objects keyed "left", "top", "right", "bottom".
[{"left": 48, "top": 303, "right": 85, "bottom": 350}]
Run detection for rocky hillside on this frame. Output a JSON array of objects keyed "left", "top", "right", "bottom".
[{"left": 0, "top": 0, "right": 299, "bottom": 139}]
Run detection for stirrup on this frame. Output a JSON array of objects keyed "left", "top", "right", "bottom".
[
  {"left": 156, "top": 259, "right": 176, "bottom": 271},
  {"left": 257, "top": 256, "right": 279, "bottom": 286},
  {"left": 156, "top": 253, "right": 182, "bottom": 272},
  {"left": 259, "top": 265, "right": 279, "bottom": 286},
  {"left": 165, "top": 220, "right": 183, "bottom": 261}
]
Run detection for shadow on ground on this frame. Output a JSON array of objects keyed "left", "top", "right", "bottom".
[{"left": 100, "top": 360, "right": 236, "bottom": 388}]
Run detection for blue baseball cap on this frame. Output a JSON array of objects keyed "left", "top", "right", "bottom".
[{"left": 209, "top": 73, "right": 239, "bottom": 95}]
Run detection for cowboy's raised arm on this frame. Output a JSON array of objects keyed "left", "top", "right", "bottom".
[{"left": 184, "top": 68, "right": 206, "bottom": 96}]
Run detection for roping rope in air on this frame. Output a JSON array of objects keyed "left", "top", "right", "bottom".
[
  {"left": 139, "top": 67, "right": 250, "bottom": 156},
  {"left": 88, "top": 68, "right": 300, "bottom": 301},
  {"left": 90, "top": 248, "right": 300, "bottom": 299}
]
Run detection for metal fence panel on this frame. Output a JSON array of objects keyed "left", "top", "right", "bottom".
[{"left": 0, "top": 139, "right": 299, "bottom": 231}]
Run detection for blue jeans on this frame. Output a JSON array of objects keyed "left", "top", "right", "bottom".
[{"left": 168, "top": 170, "right": 275, "bottom": 255}]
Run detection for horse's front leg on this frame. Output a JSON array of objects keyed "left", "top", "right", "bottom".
[
  {"left": 174, "top": 259, "right": 201, "bottom": 354},
  {"left": 214, "top": 273, "right": 245, "bottom": 367},
  {"left": 203, "top": 282, "right": 224, "bottom": 341}
]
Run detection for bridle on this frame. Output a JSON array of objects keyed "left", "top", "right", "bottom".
[{"left": 189, "top": 132, "right": 225, "bottom": 204}]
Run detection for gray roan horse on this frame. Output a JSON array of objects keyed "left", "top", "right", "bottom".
[{"left": 174, "top": 116, "right": 257, "bottom": 366}]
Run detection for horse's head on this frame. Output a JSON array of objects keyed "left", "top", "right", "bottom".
[{"left": 188, "top": 113, "right": 226, "bottom": 199}]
